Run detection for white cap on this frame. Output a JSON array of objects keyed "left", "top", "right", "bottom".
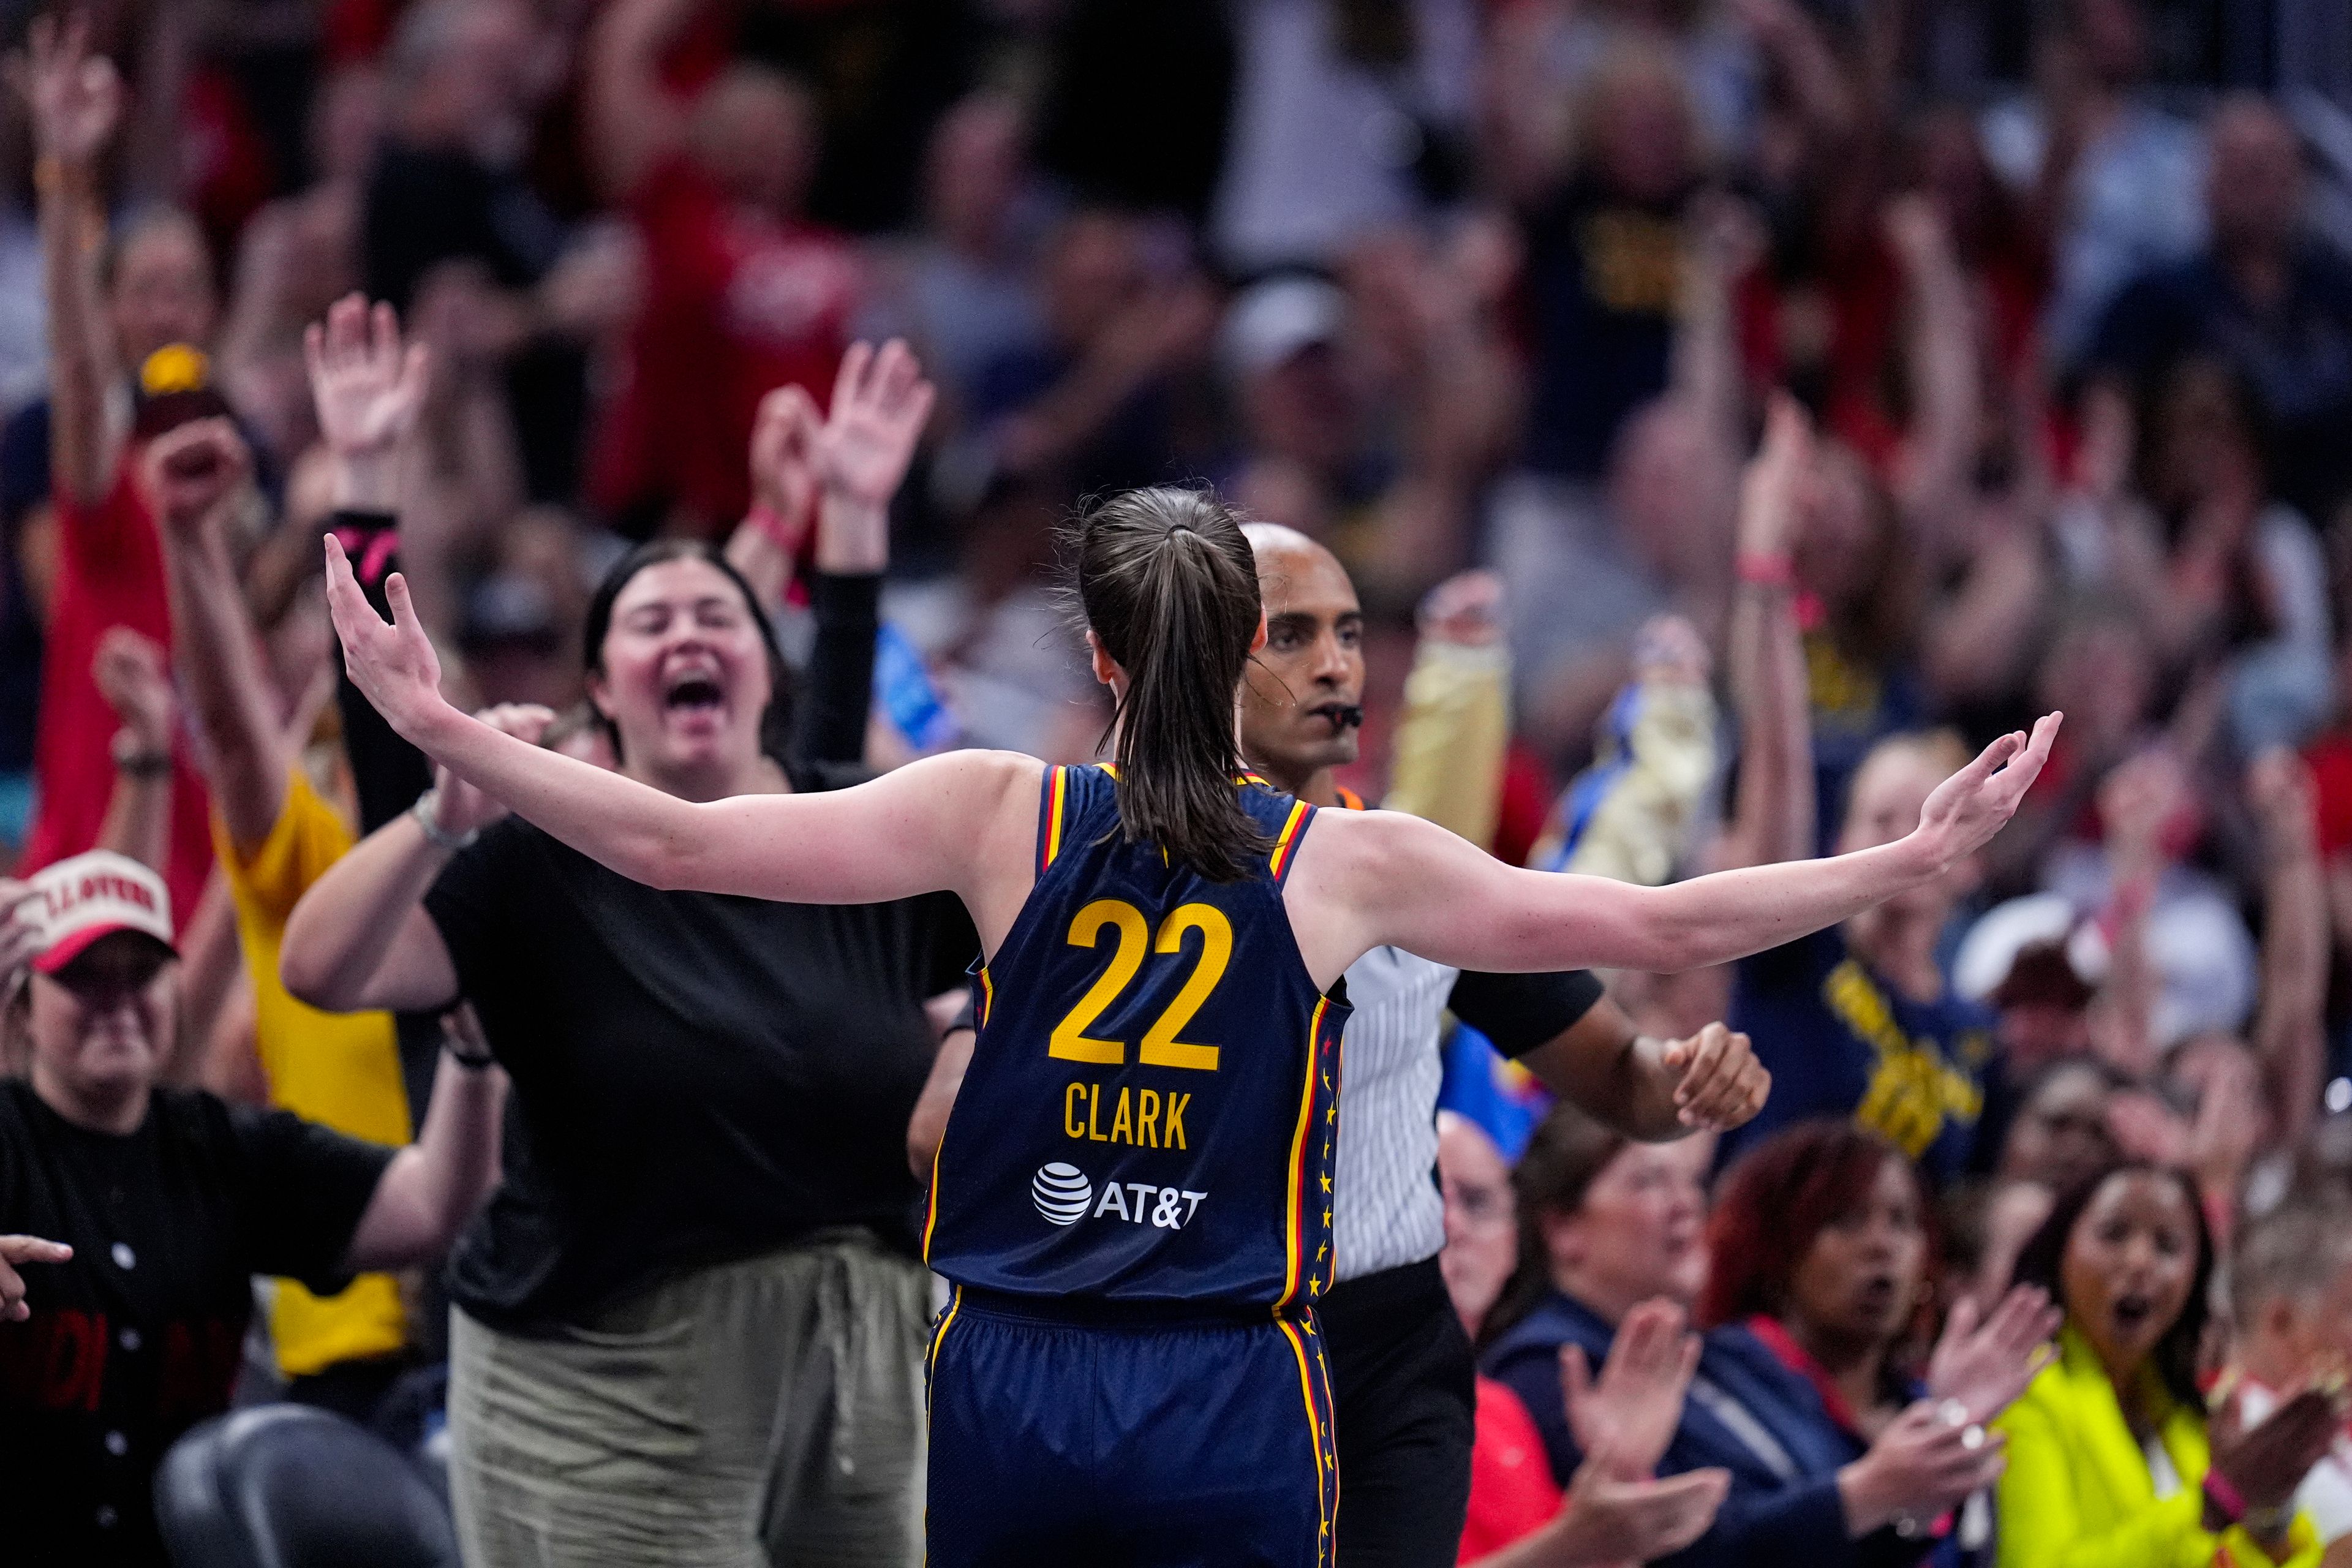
[
  {"left": 1954, "top": 893, "right": 2108, "bottom": 1005},
  {"left": 1220, "top": 276, "right": 1347, "bottom": 381},
  {"left": 26, "top": 851, "right": 175, "bottom": 974}
]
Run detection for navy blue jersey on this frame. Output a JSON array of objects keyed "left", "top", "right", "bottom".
[{"left": 925, "top": 764, "right": 1350, "bottom": 1310}]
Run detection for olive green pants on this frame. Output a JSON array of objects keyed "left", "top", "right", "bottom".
[{"left": 448, "top": 1232, "right": 929, "bottom": 1567}]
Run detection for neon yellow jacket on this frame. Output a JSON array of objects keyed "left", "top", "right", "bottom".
[{"left": 1994, "top": 1324, "right": 2321, "bottom": 1568}]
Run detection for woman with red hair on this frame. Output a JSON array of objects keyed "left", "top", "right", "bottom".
[
  {"left": 1481, "top": 1109, "right": 2056, "bottom": 1567},
  {"left": 1690, "top": 1121, "right": 2058, "bottom": 1568}
]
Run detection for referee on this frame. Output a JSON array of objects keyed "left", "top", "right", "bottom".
[
  {"left": 1232, "top": 526, "right": 1765, "bottom": 1567},
  {"left": 906, "top": 527, "right": 1768, "bottom": 1566}
]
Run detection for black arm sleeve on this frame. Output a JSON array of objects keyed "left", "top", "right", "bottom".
[
  {"left": 232, "top": 1104, "right": 398, "bottom": 1296},
  {"left": 330, "top": 509, "right": 435, "bottom": 834},
  {"left": 1446, "top": 968, "right": 1605, "bottom": 1058},
  {"left": 791, "top": 571, "right": 881, "bottom": 770}
]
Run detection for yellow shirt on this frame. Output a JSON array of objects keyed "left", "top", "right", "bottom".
[
  {"left": 1996, "top": 1324, "right": 2321, "bottom": 1568},
  {"left": 215, "top": 771, "right": 412, "bottom": 1378}
]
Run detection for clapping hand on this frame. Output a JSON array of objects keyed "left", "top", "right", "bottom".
[
  {"left": 1563, "top": 1299, "right": 1702, "bottom": 1482},
  {"left": 1926, "top": 1284, "right": 2061, "bottom": 1425},
  {"left": 2210, "top": 1380, "right": 2347, "bottom": 1517}
]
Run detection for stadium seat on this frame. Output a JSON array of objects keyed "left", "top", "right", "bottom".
[{"left": 154, "top": 1404, "right": 461, "bottom": 1568}]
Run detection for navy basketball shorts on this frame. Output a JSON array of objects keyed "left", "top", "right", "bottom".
[{"left": 925, "top": 1288, "right": 1339, "bottom": 1567}]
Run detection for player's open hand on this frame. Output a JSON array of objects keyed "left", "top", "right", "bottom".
[
  {"left": 1910, "top": 714, "right": 2062, "bottom": 873},
  {"left": 1660, "top": 1022, "right": 1768, "bottom": 1131},
  {"left": 0, "top": 1234, "right": 70, "bottom": 1322},
  {"left": 324, "top": 535, "right": 445, "bottom": 741}
]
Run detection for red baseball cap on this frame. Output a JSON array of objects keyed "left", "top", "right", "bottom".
[{"left": 26, "top": 851, "right": 176, "bottom": 974}]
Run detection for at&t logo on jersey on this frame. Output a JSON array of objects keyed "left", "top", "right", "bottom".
[
  {"left": 1031, "top": 1163, "right": 1207, "bottom": 1229},
  {"left": 1031, "top": 1163, "right": 1093, "bottom": 1225}
]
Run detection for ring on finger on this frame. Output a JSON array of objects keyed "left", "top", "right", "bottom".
[{"left": 1961, "top": 1425, "right": 1986, "bottom": 1451}]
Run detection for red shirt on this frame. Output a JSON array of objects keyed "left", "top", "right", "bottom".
[
  {"left": 1459, "top": 1374, "right": 1564, "bottom": 1561},
  {"left": 21, "top": 464, "right": 213, "bottom": 923},
  {"left": 591, "top": 156, "right": 857, "bottom": 532}
]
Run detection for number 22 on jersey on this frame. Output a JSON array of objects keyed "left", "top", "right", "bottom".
[{"left": 1049, "top": 899, "right": 1229, "bottom": 1071}]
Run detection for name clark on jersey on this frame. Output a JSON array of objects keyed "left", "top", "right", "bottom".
[{"left": 1063, "top": 1080, "right": 1192, "bottom": 1149}]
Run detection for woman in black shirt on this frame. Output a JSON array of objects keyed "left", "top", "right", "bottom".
[
  {"left": 0, "top": 849, "right": 505, "bottom": 1568},
  {"left": 282, "top": 342, "right": 971, "bottom": 1567}
]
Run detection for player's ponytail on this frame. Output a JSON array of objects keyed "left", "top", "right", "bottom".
[{"left": 1074, "top": 488, "right": 1271, "bottom": 882}]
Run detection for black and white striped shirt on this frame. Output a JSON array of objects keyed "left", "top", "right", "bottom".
[{"left": 1333, "top": 950, "right": 1603, "bottom": 1283}]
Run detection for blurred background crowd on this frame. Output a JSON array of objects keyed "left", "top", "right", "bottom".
[{"left": 15, "top": 0, "right": 2352, "bottom": 1562}]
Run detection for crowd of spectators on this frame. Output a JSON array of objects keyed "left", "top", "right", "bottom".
[{"left": 9, "top": 0, "right": 2352, "bottom": 1563}]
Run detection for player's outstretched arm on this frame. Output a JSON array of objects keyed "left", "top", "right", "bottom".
[
  {"left": 1299, "top": 716, "right": 2059, "bottom": 980},
  {"left": 323, "top": 534, "right": 1035, "bottom": 908}
]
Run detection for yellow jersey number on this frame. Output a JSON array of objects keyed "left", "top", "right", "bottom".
[{"left": 1049, "top": 899, "right": 1231, "bottom": 1071}]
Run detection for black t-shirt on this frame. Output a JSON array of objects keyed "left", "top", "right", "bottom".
[
  {"left": 424, "top": 819, "right": 979, "bottom": 1332},
  {"left": 0, "top": 1080, "right": 393, "bottom": 1567}
]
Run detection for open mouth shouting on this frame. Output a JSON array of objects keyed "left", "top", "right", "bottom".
[{"left": 661, "top": 661, "right": 730, "bottom": 730}]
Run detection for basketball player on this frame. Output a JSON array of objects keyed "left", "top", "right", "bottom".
[
  {"left": 905, "top": 527, "right": 1766, "bottom": 1565},
  {"left": 323, "top": 485, "right": 2058, "bottom": 1567}
]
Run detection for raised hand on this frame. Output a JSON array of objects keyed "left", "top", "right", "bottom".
[
  {"left": 429, "top": 703, "right": 557, "bottom": 840},
  {"left": 818, "top": 339, "right": 936, "bottom": 513},
  {"left": 7, "top": 15, "right": 120, "bottom": 168},
  {"left": 748, "top": 382, "right": 822, "bottom": 546},
  {"left": 1417, "top": 570, "right": 1506, "bottom": 649},
  {"left": 0, "top": 1234, "right": 71, "bottom": 1322},
  {"left": 139, "top": 418, "right": 252, "bottom": 538},
  {"left": 323, "top": 535, "right": 446, "bottom": 741},
  {"left": 1910, "top": 713, "right": 2063, "bottom": 872},
  {"left": 1737, "top": 391, "right": 1812, "bottom": 563},
  {"left": 1926, "top": 1284, "right": 2061, "bottom": 1425},
  {"left": 1564, "top": 1298, "right": 1703, "bottom": 1481},
  {"left": 306, "top": 293, "right": 429, "bottom": 461},
  {"left": 93, "top": 627, "right": 174, "bottom": 756},
  {"left": 1660, "top": 1023, "right": 1771, "bottom": 1131},
  {"left": 2247, "top": 747, "right": 2319, "bottom": 862}
]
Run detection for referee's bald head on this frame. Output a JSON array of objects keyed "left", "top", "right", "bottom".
[{"left": 1240, "top": 521, "right": 1347, "bottom": 598}]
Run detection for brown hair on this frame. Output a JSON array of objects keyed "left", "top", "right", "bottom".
[
  {"left": 1069, "top": 487, "right": 1270, "bottom": 881},
  {"left": 1478, "top": 1103, "right": 1632, "bottom": 1348}
]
